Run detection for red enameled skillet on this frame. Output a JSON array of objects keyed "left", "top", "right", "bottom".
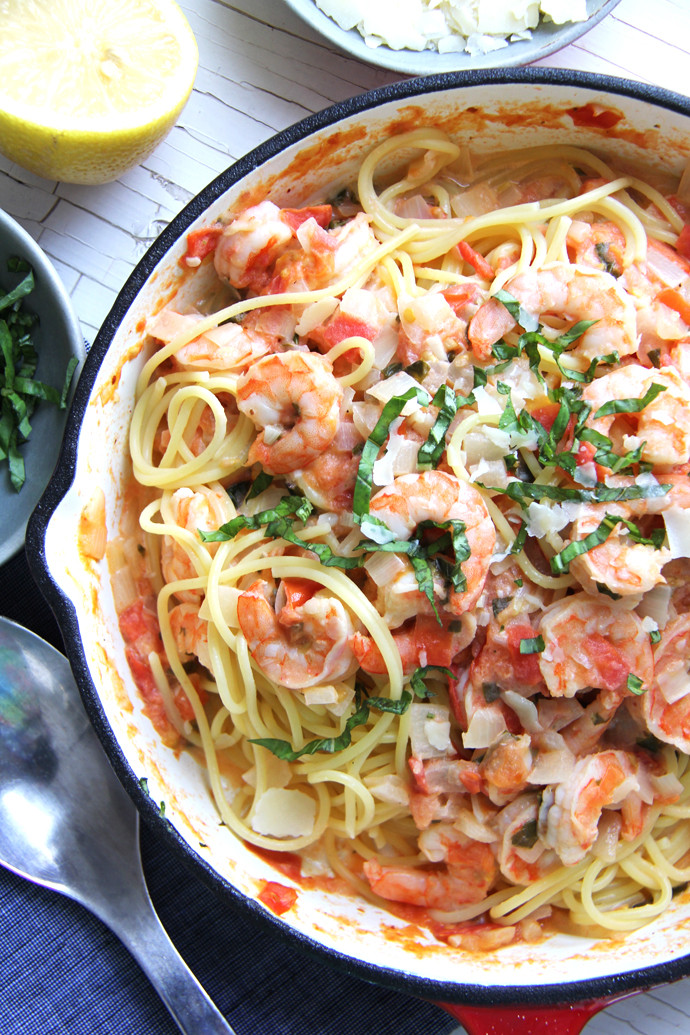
[{"left": 26, "top": 69, "right": 690, "bottom": 1034}]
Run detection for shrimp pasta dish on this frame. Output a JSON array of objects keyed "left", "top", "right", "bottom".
[{"left": 111, "top": 127, "right": 690, "bottom": 949}]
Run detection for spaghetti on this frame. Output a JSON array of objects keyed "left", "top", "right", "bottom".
[{"left": 110, "top": 128, "right": 690, "bottom": 948}]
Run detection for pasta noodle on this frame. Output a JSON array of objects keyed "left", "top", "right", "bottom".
[{"left": 111, "top": 127, "right": 690, "bottom": 948}]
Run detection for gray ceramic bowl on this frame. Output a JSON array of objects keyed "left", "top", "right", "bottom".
[
  {"left": 0, "top": 209, "right": 84, "bottom": 565},
  {"left": 282, "top": 0, "right": 622, "bottom": 73}
]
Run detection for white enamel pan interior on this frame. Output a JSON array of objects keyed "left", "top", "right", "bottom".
[{"left": 26, "top": 69, "right": 690, "bottom": 1013}]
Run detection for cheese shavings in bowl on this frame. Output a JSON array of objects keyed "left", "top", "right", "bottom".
[{"left": 314, "top": 0, "right": 588, "bottom": 55}]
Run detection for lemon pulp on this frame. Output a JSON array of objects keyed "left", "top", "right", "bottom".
[{"left": 0, "top": 0, "right": 198, "bottom": 183}]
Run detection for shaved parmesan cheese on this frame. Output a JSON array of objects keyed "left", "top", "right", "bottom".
[
  {"left": 365, "top": 773, "right": 410, "bottom": 805},
  {"left": 251, "top": 788, "right": 316, "bottom": 838},
  {"left": 663, "top": 506, "right": 690, "bottom": 559},
  {"left": 636, "top": 584, "right": 672, "bottom": 630},
  {"left": 315, "top": 0, "right": 585, "bottom": 53}
]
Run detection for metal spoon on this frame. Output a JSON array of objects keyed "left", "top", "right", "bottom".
[{"left": 0, "top": 615, "right": 236, "bottom": 1035}]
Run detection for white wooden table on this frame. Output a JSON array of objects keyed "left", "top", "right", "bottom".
[{"left": 1, "top": 1, "right": 689, "bottom": 1031}]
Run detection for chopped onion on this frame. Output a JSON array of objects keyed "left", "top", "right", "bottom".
[
  {"left": 410, "top": 703, "right": 453, "bottom": 759},
  {"left": 295, "top": 297, "right": 339, "bottom": 336},
  {"left": 678, "top": 158, "right": 690, "bottom": 204},
  {"left": 78, "top": 487, "right": 107, "bottom": 561},
  {"left": 462, "top": 706, "right": 507, "bottom": 749},
  {"left": 646, "top": 244, "right": 688, "bottom": 288},
  {"left": 450, "top": 182, "right": 499, "bottom": 218},
  {"left": 502, "top": 690, "right": 540, "bottom": 733},
  {"left": 529, "top": 749, "right": 575, "bottom": 786},
  {"left": 453, "top": 808, "right": 497, "bottom": 844}
]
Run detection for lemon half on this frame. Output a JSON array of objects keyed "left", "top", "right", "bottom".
[{"left": 0, "top": 0, "right": 198, "bottom": 184}]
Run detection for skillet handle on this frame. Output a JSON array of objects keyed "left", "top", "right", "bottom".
[{"left": 433, "top": 997, "right": 614, "bottom": 1034}]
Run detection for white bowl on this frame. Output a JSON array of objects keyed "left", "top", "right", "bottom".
[
  {"left": 282, "top": 0, "right": 622, "bottom": 74},
  {"left": 27, "top": 69, "right": 690, "bottom": 1027}
]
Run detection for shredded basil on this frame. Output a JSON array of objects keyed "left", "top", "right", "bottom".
[
  {"left": 482, "top": 681, "right": 502, "bottom": 703},
  {"left": 410, "top": 665, "right": 451, "bottom": 700},
  {"left": 353, "top": 385, "right": 430, "bottom": 523},
  {"left": 551, "top": 513, "right": 666, "bottom": 575},
  {"left": 417, "top": 384, "right": 465, "bottom": 470},
  {"left": 481, "top": 478, "right": 670, "bottom": 508},
  {"left": 249, "top": 687, "right": 412, "bottom": 760},
  {"left": 511, "top": 819, "right": 539, "bottom": 849},
  {"left": 593, "top": 382, "right": 666, "bottom": 418},
  {"left": 494, "top": 288, "right": 540, "bottom": 332},
  {"left": 519, "top": 635, "right": 545, "bottom": 655},
  {"left": 0, "top": 260, "right": 78, "bottom": 491},
  {"left": 627, "top": 673, "right": 645, "bottom": 695}
]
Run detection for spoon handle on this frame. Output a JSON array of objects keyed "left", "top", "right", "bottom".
[{"left": 105, "top": 881, "right": 237, "bottom": 1035}]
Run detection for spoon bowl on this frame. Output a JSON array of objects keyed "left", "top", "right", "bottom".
[{"left": 0, "top": 615, "right": 235, "bottom": 1035}]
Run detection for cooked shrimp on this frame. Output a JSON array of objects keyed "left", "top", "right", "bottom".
[
  {"left": 236, "top": 577, "right": 358, "bottom": 689},
  {"left": 272, "top": 211, "right": 379, "bottom": 295},
  {"left": 160, "top": 486, "right": 235, "bottom": 600},
  {"left": 568, "top": 502, "right": 672, "bottom": 598},
  {"left": 469, "top": 263, "right": 637, "bottom": 362},
  {"left": 236, "top": 350, "right": 343, "bottom": 475},
  {"left": 540, "top": 749, "right": 643, "bottom": 866},
  {"left": 146, "top": 309, "right": 274, "bottom": 372},
  {"left": 583, "top": 362, "right": 690, "bottom": 467},
  {"left": 368, "top": 470, "right": 495, "bottom": 627},
  {"left": 292, "top": 414, "right": 363, "bottom": 515},
  {"left": 496, "top": 792, "right": 557, "bottom": 884},
  {"left": 169, "top": 601, "right": 212, "bottom": 672},
  {"left": 567, "top": 220, "right": 627, "bottom": 276},
  {"left": 638, "top": 614, "right": 690, "bottom": 751},
  {"left": 213, "top": 201, "right": 293, "bottom": 292},
  {"left": 364, "top": 825, "right": 496, "bottom": 909},
  {"left": 537, "top": 593, "right": 654, "bottom": 698}
]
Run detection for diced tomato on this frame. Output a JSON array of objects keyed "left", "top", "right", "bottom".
[
  {"left": 441, "top": 284, "right": 479, "bottom": 314},
  {"left": 280, "top": 205, "right": 332, "bottom": 232},
  {"left": 676, "top": 225, "right": 690, "bottom": 260},
  {"left": 567, "top": 103, "right": 623, "bottom": 130},
  {"left": 530, "top": 403, "right": 560, "bottom": 435},
  {"left": 408, "top": 756, "right": 429, "bottom": 793},
  {"left": 119, "top": 598, "right": 162, "bottom": 654},
  {"left": 125, "top": 646, "right": 158, "bottom": 698},
  {"left": 258, "top": 881, "right": 298, "bottom": 916},
  {"left": 457, "top": 240, "right": 495, "bottom": 281},
  {"left": 317, "top": 313, "right": 377, "bottom": 350},
  {"left": 505, "top": 624, "right": 542, "bottom": 686},
  {"left": 583, "top": 632, "right": 629, "bottom": 692},
  {"left": 173, "top": 682, "right": 208, "bottom": 723},
  {"left": 278, "top": 577, "right": 321, "bottom": 622},
  {"left": 185, "top": 225, "right": 223, "bottom": 261},
  {"left": 656, "top": 286, "right": 690, "bottom": 327},
  {"left": 414, "top": 615, "right": 456, "bottom": 668}
]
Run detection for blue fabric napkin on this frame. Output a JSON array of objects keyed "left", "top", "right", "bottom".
[{"left": 0, "top": 550, "right": 460, "bottom": 1035}]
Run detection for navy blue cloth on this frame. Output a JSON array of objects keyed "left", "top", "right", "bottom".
[{"left": 0, "top": 550, "right": 459, "bottom": 1035}]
